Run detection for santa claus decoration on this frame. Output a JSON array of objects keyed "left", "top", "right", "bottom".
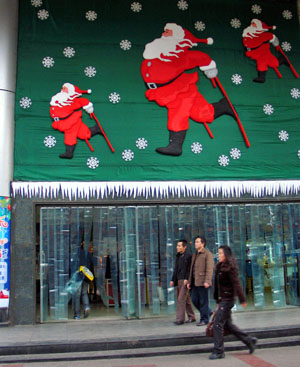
[
  {"left": 141, "top": 23, "right": 246, "bottom": 156},
  {"left": 242, "top": 19, "right": 298, "bottom": 83},
  {"left": 49, "top": 83, "right": 103, "bottom": 159}
]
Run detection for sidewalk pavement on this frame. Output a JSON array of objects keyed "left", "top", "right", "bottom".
[{"left": 0, "top": 307, "right": 299, "bottom": 346}]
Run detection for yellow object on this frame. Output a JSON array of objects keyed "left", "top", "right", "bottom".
[{"left": 79, "top": 266, "right": 94, "bottom": 281}]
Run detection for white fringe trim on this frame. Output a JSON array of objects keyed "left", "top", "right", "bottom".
[{"left": 10, "top": 180, "right": 300, "bottom": 199}]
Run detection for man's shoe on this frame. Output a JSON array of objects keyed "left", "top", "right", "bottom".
[
  {"left": 174, "top": 321, "right": 184, "bottom": 325},
  {"left": 249, "top": 337, "right": 258, "bottom": 354},
  {"left": 74, "top": 315, "right": 80, "bottom": 320},
  {"left": 209, "top": 352, "right": 225, "bottom": 360},
  {"left": 84, "top": 307, "right": 90, "bottom": 318},
  {"left": 197, "top": 321, "right": 208, "bottom": 326},
  {"left": 185, "top": 319, "right": 196, "bottom": 323}
]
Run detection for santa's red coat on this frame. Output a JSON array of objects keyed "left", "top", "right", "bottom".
[
  {"left": 141, "top": 50, "right": 215, "bottom": 131},
  {"left": 50, "top": 97, "right": 91, "bottom": 145},
  {"left": 243, "top": 32, "right": 279, "bottom": 71}
]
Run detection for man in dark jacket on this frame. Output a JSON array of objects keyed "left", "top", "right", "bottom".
[{"left": 170, "top": 239, "right": 196, "bottom": 325}]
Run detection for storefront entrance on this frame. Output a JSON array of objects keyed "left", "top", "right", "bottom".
[{"left": 39, "top": 203, "right": 300, "bottom": 322}]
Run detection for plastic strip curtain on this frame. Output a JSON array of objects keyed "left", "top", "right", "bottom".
[
  {"left": 40, "top": 207, "right": 70, "bottom": 322},
  {"left": 282, "top": 204, "right": 299, "bottom": 306}
]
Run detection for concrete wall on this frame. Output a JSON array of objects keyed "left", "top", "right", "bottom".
[{"left": 0, "top": 0, "right": 18, "bottom": 197}]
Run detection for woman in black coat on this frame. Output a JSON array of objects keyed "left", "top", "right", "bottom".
[{"left": 209, "top": 245, "right": 257, "bottom": 360}]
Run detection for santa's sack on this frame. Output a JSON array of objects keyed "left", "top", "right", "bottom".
[{"left": 205, "top": 312, "right": 230, "bottom": 337}]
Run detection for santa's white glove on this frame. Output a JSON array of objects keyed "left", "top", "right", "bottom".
[
  {"left": 204, "top": 68, "right": 218, "bottom": 79},
  {"left": 271, "top": 35, "right": 279, "bottom": 47},
  {"left": 83, "top": 102, "right": 94, "bottom": 114},
  {"left": 207, "top": 37, "right": 214, "bottom": 45},
  {"left": 199, "top": 60, "right": 218, "bottom": 78}
]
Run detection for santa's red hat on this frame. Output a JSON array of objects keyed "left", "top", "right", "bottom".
[
  {"left": 63, "top": 82, "right": 92, "bottom": 95},
  {"left": 251, "top": 19, "right": 276, "bottom": 30},
  {"left": 261, "top": 21, "right": 276, "bottom": 30},
  {"left": 184, "top": 29, "right": 214, "bottom": 45}
]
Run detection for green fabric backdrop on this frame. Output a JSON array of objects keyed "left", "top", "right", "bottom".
[{"left": 14, "top": 0, "right": 300, "bottom": 182}]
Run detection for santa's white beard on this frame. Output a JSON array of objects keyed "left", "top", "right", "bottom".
[
  {"left": 242, "top": 26, "right": 265, "bottom": 39},
  {"left": 143, "top": 36, "right": 183, "bottom": 62},
  {"left": 50, "top": 91, "right": 73, "bottom": 106}
]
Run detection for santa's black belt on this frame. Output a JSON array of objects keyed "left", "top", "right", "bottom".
[
  {"left": 145, "top": 73, "right": 183, "bottom": 90},
  {"left": 246, "top": 41, "right": 269, "bottom": 52},
  {"left": 52, "top": 109, "right": 79, "bottom": 121}
]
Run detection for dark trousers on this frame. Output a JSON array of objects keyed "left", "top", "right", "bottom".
[
  {"left": 176, "top": 280, "right": 196, "bottom": 323},
  {"left": 213, "top": 300, "right": 252, "bottom": 354},
  {"left": 191, "top": 286, "right": 210, "bottom": 323}
]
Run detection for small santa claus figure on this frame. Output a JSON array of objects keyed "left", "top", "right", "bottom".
[
  {"left": 141, "top": 23, "right": 237, "bottom": 156},
  {"left": 50, "top": 83, "right": 102, "bottom": 159},
  {"left": 242, "top": 19, "right": 286, "bottom": 83}
]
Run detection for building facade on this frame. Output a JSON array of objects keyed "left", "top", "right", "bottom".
[{"left": 1, "top": 0, "right": 300, "bottom": 325}]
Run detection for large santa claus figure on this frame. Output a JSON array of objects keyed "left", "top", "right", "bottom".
[
  {"left": 50, "top": 83, "right": 102, "bottom": 159},
  {"left": 242, "top": 19, "right": 286, "bottom": 83},
  {"left": 141, "top": 23, "right": 237, "bottom": 156}
]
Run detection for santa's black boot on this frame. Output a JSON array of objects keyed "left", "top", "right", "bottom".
[
  {"left": 253, "top": 71, "right": 266, "bottom": 83},
  {"left": 277, "top": 54, "right": 288, "bottom": 66},
  {"left": 212, "top": 97, "right": 237, "bottom": 121},
  {"left": 89, "top": 124, "right": 103, "bottom": 137},
  {"left": 156, "top": 130, "right": 187, "bottom": 156},
  {"left": 59, "top": 144, "right": 76, "bottom": 159}
]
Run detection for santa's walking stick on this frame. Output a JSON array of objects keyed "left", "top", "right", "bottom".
[
  {"left": 213, "top": 77, "right": 250, "bottom": 148},
  {"left": 90, "top": 113, "right": 115, "bottom": 153},
  {"left": 85, "top": 139, "right": 94, "bottom": 152},
  {"left": 276, "top": 46, "right": 299, "bottom": 78}
]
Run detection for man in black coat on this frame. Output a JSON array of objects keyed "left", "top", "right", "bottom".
[{"left": 170, "top": 239, "right": 196, "bottom": 325}]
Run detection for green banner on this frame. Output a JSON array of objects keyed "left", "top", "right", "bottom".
[{"left": 14, "top": 0, "right": 300, "bottom": 182}]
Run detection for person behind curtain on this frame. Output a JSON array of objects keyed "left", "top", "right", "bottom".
[
  {"left": 73, "top": 240, "right": 92, "bottom": 320},
  {"left": 187, "top": 236, "right": 214, "bottom": 326},
  {"left": 170, "top": 239, "right": 196, "bottom": 325},
  {"left": 209, "top": 245, "right": 257, "bottom": 360}
]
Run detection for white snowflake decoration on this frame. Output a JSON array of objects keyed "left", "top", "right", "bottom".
[
  {"left": 298, "top": 150, "right": 300, "bottom": 159},
  {"left": 191, "top": 142, "right": 203, "bottom": 154},
  {"left": 281, "top": 41, "right": 291, "bottom": 52},
  {"left": 37, "top": 9, "right": 49, "bottom": 20},
  {"left": 44, "top": 136, "right": 56, "bottom": 148},
  {"left": 231, "top": 74, "right": 243, "bottom": 85},
  {"left": 194, "top": 21, "right": 206, "bottom": 32},
  {"left": 131, "top": 2, "right": 142, "bottom": 12},
  {"left": 120, "top": 40, "right": 132, "bottom": 51},
  {"left": 86, "top": 10, "right": 97, "bottom": 21},
  {"left": 109, "top": 92, "right": 121, "bottom": 104},
  {"left": 282, "top": 10, "right": 293, "bottom": 20},
  {"left": 136, "top": 138, "right": 148, "bottom": 150},
  {"left": 230, "top": 18, "right": 241, "bottom": 29},
  {"left": 177, "top": 0, "right": 188, "bottom": 11},
  {"left": 87, "top": 157, "right": 99, "bottom": 169},
  {"left": 218, "top": 155, "right": 230, "bottom": 167},
  {"left": 19, "top": 97, "right": 32, "bottom": 109},
  {"left": 263, "top": 104, "right": 274, "bottom": 115},
  {"left": 230, "top": 148, "right": 241, "bottom": 160},
  {"left": 251, "top": 4, "right": 262, "bottom": 14},
  {"left": 31, "top": 0, "right": 42, "bottom": 7},
  {"left": 122, "top": 149, "right": 134, "bottom": 161},
  {"left": 291, "top": 88, "right": 300, "bottom": 99},
  {"left": 63, "top": 47, "right": 75, "bottom": 58},
  {"left": 42, "top": 56, "right": 54, "bottom": 68},
  {"left": 278, "top": 130, "right": 289, "bottom": 142},
  {"left": 84, "top": 66, "right": 96, "bottom": 77}
]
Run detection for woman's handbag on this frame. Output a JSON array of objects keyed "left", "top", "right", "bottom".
[{"left": 205, "top": 311, "right": 230, "bottom": 337}]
